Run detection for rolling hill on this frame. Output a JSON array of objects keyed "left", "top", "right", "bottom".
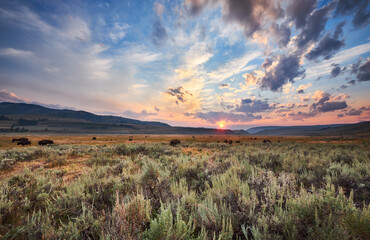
[
  {"left": 0, "top": 102, "right": 246, "bottom": 135},
  {"left": 248, "top": 122, "right": 370, "bottom": 137}
]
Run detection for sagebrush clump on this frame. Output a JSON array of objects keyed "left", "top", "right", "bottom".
[{"left": 0, "top": 141, "right": 369, "bottom": 239}]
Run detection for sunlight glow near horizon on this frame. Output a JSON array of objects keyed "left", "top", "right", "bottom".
[{"left": 218, "top": 121, "right": 225, "bottom": 129}]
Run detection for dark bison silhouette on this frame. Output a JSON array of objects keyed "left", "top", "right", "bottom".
[
  {"left": 170, "top": 139, "right": 181, "bottom": 146},
  {"left": 223, "top": 139, "right": 229, "bottom": 143},
  {"left": 92, "top": 137, "right": 97, "bottom": 140},
  {"left": 39, "top": 140, "right": 54, "bottom": 146},
  {"left": 263, "top": 139, "right": 271, "bottom": 143},
  {"left": 228, "top": 140, "right": 233, "bottom": 144},
  {"left": 17, "top": 140, "right": 31, "bottom": 146},
  {"left": 236, "top": 140, "right": 241, "bottom": 143},
  {"left": 12, "top": 137, "right": 28, "bottom": 142}
]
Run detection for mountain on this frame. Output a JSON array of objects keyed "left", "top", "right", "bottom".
[
  {"left": 0, "top": 102, "right": 242, "bottom": 135},
  {"left": 0, "top": 102, "right": 169, "bottom": 127},
  {"left": 248, "top": 122, "right": 370, "bottom": 137}
]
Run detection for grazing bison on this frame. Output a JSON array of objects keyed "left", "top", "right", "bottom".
[
  {"left": 92, "top": 137, "right": 97, "bottom": 140},
  {"left": 223, "top": 139, "right": 229, "bottom": 143},
  {"left": 17, "top": 140, "right": 31, "bottom": 146},
  {"left": 39, "top": 140, "right": 54, "bottom": 146},
  {"left": 236, "top": 140, "right": 241, "bottom": 143},
  {"left": 12, "top": 137, "right": 28, "bottom": 142},
  {"left": 263, "top": 139, "right": 271, "bottom": 143},
  {"left": 129, "top": 138, "right": 133, "bottom": 141},
  {"left": 170, "top": 139, "right": 181, "bottom": 146},
  {"left": 228, "top": 140, "right": 233, "bottom": 144}
]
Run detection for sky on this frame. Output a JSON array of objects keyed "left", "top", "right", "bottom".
[{"left": 0, "top": 0, "right": 369, "bottom": 129}]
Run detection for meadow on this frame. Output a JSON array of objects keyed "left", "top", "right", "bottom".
[{"left": 0, "top": 135, "right": 369, "bottom": 239}]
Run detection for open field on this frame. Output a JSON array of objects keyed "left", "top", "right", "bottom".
[{"left": 0, "top": 136, "right": 369, "bottom": 239}]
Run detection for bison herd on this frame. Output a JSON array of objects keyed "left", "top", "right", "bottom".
[{"left": 11, "top": 138, "right": 54, "bottom": 146}]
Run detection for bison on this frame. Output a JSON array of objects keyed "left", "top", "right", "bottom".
[
  {"left": 92, "top": 137, "right": 97, "bottom": 140},
  {"left": 223, "top": 139, "right": 229, "bottom": 143},
  {"left": 39, "top": 140, "right": 54, "bottom": 146},
  {"left": 17, "top": 140, "right": 31, "bottom": 146},
  {"left": 263, "top": 139, "right": 271, "bottom": 143},
  {"left": 170, "top": 139, "right": 181, "bottom": 146},
  {"left": 12, "top": 137, "right": 28, "bottom": 142}
]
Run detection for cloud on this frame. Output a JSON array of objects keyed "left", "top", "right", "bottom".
[
  {"left": 287, "top": 0, "right": 317, "bottom": 29},
  {"left": 151, "top": 20, "right": 168, "bottom": 46},
  {"left": 235, "top": 98, "right": 273, "bottom": 113},
  {"left": 0, "top": 89, "right": 74, "bottom": 110},
  {"left": 0, "top": 89, "right": 29, "bottom": 103},
  {"left": 270, "top": 23, "right": 291, "bottom": 47},
  {"left": 122, "top": 109, "right": 157, "bottom": 118},
  {"left": 337, "top": 108, "right": 362, "bottom": 118},
  {"left": 185, "top": 0, "right": 214, "bottom": 16},
  {"left": 186, "top": 111, "right": 260, "bottom": 123},
  {"left": 305, "top": 22, "right": 345, "bottom": 60},
  {"left": 207, "top": 51, "right": 260, "bottom": 83},
  {"left": 220, "top": 0, "right": 283, "bottom": 37},
  {"left": 349, "top": 58, "right": 370, "bottom": 82},
  {"left": 164, "top": 86, "right": 192, "bottom": 104},
  {"left": 259, "top": 54, "right": 305, "bottom": 91},
  {"left": 154, "top": 2, "right": 165, "bottom": 17},
  {"left": 330, "top": 63, "right": 346, "bottom": 78},
  {"left": 109, "top": 22, "right": 129, "bottom": 43},
  {"left": 335, "top": 0, "right": 370, "bottom": 28},
  {"left": 289, "top": 91, "right": 348, "bottom": 120},
  {"left": 295, "top": 2, "right": 335, "bottom": 48},
  {"left": 355, "top": 59, "right": 370, "bottom": 82},
  {"left": 297, "top": 83, "right": 312, "bottom": 91},
  {"left": 0, "top": 48, "right": 33, "bottom": 57}
]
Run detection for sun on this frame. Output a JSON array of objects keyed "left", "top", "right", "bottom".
[{"left": 217, "top": 121, "right": 225, "bottom": 129}]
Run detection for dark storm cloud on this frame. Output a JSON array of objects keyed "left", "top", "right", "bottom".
[
  {"left": 348, "top": 79, "right": 356, "bottom": 85},
  {"left": 311, "top": 92, "right": 347, "bottom": 113},
  {"left": 335, "top": 0, "right": 370, "bottom": 28},
  {"left": 295, "top": 2, "right": 335, "bottom": 48},
  {"left": 151, "top": 20, "right": 168, "bottom": 46},
  {"left": 186, "top": 0, "right": 283, "bottom": 37},
  {"left": 259, "top": 54, "right": 305, "bottom": 92},
  {"left": 350, "top": 58, "right": 370, "bottom": 82},
  {"left": 187, "top": 111, "right": 261, "bottom": 123},
  {"left": 305, "top": 22, "right": 345, "bottom": 60},
  {"left": 337, "top": 108, "right": 363, "bottom": 118},
  {"left": 357, "top": 59, "right": 370, "bottom": 82},
  {"left": 330, "top": 63, "right": 346, "bottom": 78},
  {"left": 221, "top": 0, "right": 283, "bottom": 37},
  {"left": 290, "top": 92, "right": 348, "bottom": 120},
  {"left": 271, "top": 23, "right": 291, "bottom": 47},
  {"left": 316, "top": 101, "right": 347, "bottom": 112},
  {"left": 287, "top": 0, "right": 317, "bottom": 29},
  {"left": 164, "top": 86, "right": 192, "bottom": 104},
  {"left": 235, "top": 98, "right": 273, "bottom": 113}
]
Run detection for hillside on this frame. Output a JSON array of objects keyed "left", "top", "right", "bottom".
[
  {"left": 0, "top": 102, "right": 169, "bottom": 127},
  {"left": 249, "top": 122, "right": 370, "bottom": 137},
  {"left": 0, "top": 102, "right": 245, "bottom": 135}
]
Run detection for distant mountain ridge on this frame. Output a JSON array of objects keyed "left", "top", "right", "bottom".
[
  {"left": 247, "top": 122, "right": 370, "bottom": 137},
  {"left": 0, "top": 102, "right": 169, "bottom": 127}
]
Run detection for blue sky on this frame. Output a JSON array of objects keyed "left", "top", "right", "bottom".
[{"left": 0, "top": 0, "right": 369, "bottom": 129}]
